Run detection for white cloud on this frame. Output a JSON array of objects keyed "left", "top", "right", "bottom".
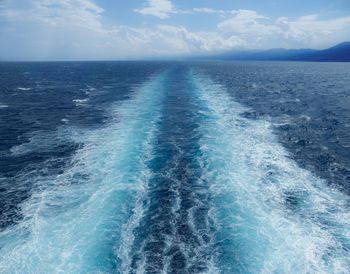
[
  {"left": 218, "top": 9, "right": 350, "bottom": 49},
  {"left": 192, "top": 8, "right": 225, "bottom": 14},
  {"left": 111, "top": 25, "right": 246, "bottom": 56},
  {"left": 229, "top": 9, "right": 268, "bottom": 20},
  {"left": 0, "top": 0, "right": 247, "bottom": 60},
  {"left": 0, "top": 0, "right": 104, "bottom": 31},
  {"left": 284, "top": 15, "right": 350, "bottom": 48},
  {"left": 218, "top": 9, "right": 273, "bottom": 35},
  {"left": 153, "top": 25, "right": 246, "bottom": 53},
  {"left": 134, "top": 0, "right": 174, "bottom": 19},
  {"left": 133, "top": 1, "right": 237, "bottom": 18},
  {"left": 133, "top": 4, "right": 258, "bottom": 18},
  {"left": 1, "top": 1, "right": 350, "bottom": 60}
]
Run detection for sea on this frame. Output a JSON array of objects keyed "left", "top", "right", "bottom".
[{"left": 0, "top": 61, "right": 349, "bottom": 273}]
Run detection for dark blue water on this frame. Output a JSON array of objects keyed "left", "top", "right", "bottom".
[
  {"left": 0, "top": 61, "right": 349, "bottom": 273},
  {"left": 197, "top": 62, "right": 350, "bottom": 193}
]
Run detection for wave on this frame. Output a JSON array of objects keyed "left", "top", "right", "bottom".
[
  {"left": 0, "top": 72, "right": 167, "bottom": 273},
  {"left": 118, "top": 68, "right": 219, "bottom": 273},
  {"left": 73, "top": 98, "right": 89, "bottom": 106},
  {"left": 10, "top": 129, "right": 73, "bottom": 156},
  {"left": 1, "top": 67, "right": 349, "bottom": 273},
  {"left": 190, "top": 69, "right": 350, "bottom": 273}
]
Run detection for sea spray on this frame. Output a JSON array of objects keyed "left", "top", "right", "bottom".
[
  {"left": 119, "top": 68, "right": 218, "bottom": 273},
  {"left": 1, "top": 65, "right": 349, "bottom": 274},
  {"left": 0, "top": 72, "right": 168, "bottom": 273},
  {"left": 190, "top": 69, "right": 350, "bottom": 273}
]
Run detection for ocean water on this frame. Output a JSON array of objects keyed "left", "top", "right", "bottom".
[{"left": 0, "top": 61, "right": 349, "bottom": 273}]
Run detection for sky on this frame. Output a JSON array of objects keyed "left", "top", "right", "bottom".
[{"left": 0, "top": 0, "right": 350, "bottom": 60}]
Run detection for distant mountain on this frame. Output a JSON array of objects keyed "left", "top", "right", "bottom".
[
  {"left": 209, "top": 42, "right": 350, "bottom": 62},
  {"left": 241, "top": 48, "right": 318, "bottom": 61},
  {"left": 296, "top": 42, "right": 350, "bottom": 62}
]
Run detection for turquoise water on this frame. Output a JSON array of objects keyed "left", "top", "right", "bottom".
[{"left": 0, "top": 63, "right": 350, "bottom": 273}]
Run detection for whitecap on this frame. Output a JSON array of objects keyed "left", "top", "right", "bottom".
[
  {"left": 16, "top": 87, "right": 32, "bottom": 91},
  {"left": 73, "top": 98, "right": 89, "bottom": 103},
  {"left": 0, "top": 72, "right": 167, "bottom": 273},
  {"left": 10, "top": 129, "right": 73, "bottom": 156},
  {"left": 191, "top": 70, "right": 350, "bottom": 273},
  {"left": 73, "top": 98, "right": 89, "bottom": 106},
  {"left": 300, "top": 114, "right": 311, "bottom": 121}
]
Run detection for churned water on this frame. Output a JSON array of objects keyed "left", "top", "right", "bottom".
[{"left": 0, "top": 61, "right": 350, "bottom": 273}]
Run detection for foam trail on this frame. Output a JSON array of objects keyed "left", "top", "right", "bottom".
[
  {"left": 118, "top": 68, "right": 218, "bottom": 273},
  {"left": 0, "top": 72, "right": 167, "bottom": 273},
  {"left": 190, "top": 70, "right": 350, "bottom": 273}
]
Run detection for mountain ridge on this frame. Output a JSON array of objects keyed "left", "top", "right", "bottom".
[{"left": 207, "top": 42, "right": 350, "bottom": 62}]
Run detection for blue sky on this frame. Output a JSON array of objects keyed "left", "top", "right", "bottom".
[{"left": 1, "top": 0, "right": 350, "bottom": 60}]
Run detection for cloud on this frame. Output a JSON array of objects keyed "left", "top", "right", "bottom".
[
  {"left": 229, "top": 9, "right": 268, "bottom": 20},
  {"left": 0, "top": 0, "right": 104, "bottom": 31},
  {"left": 217, "top": 10, "right": 350, "bottom": 49},
  {"left": 0, "top": 0, "right": 113, "bottom": 60},
  {"left": 134, "top": 0, "right": 174, "bottom": 19},
  {"left": 1, "top": 1, "right": 350, "bottom": 60},
  {"left": 0, "top": 0, "right": 247, "bottom": 60},
  {"left": 276, "top": 15, "right": 350, "bottom": 47},
  {"left": 218, "top": 9, "right": 272, "bottom": 35},
  {"left": 192, "top": 8, "right": 225, "bottom": 14},
  {"left": 133, "top": 4, "right": 256, "bottom": 18},
  {"left": 152, "top": 25, "right": 246, "bottom": 52},
  {"left": 111, "top": 25, "right": 246, "bottom": 56},
  {"left": 133, "top": 1, "right": 235, "bottom": 18}
]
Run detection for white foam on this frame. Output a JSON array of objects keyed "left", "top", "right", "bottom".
[
  {"left": 73, "top": 98, "right": 89, "bottom": 106},
  {"left": 72, "top": 98, "right": 89, "bottom": 103},
  {"left": 16, "top": 87, "right": 32, "bottom": 91},
  {"left": 191, "top": 70, "right": 350, "bottom": 273},
  {"left": 300, "top": 114, "right": 311, "bottom": 121},
  {"left": 10, "top": 129, "right": 72, "bottom": 156},
  {"left": 0, "top": 72, "right": 167, "bottom": 273},
  {"left": 0, "top": 104, "right": 8, "bottom": 109}
]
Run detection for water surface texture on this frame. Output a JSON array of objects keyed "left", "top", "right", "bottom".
[{"left": 0, "top": 62, "right": 350, "bottom": 273}]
